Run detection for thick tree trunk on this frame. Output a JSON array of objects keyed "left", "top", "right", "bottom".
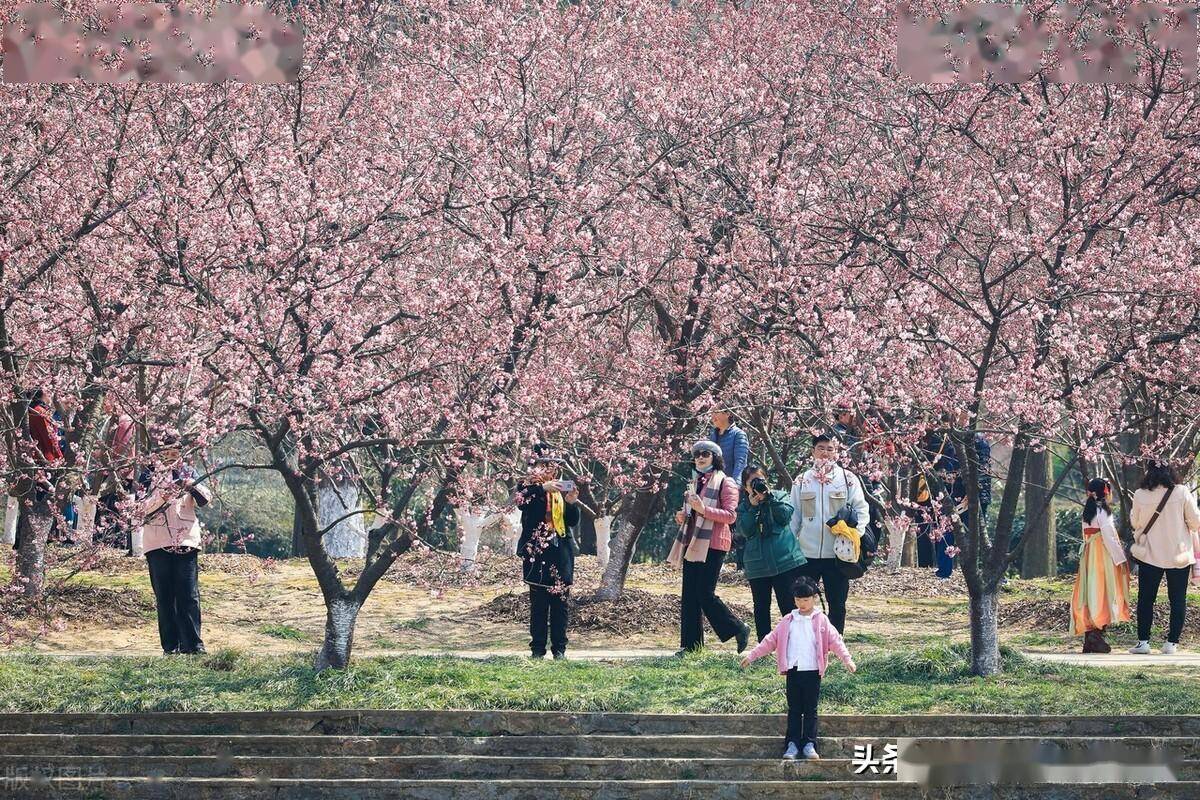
[
  {"left": 596, "top": 489, "right": 662, "bottom": 600},
  {"left": 314, "top": 594, "right": 362, "bottom": 671},
  {"left": 318, "top": 480, "right": 366, "bottom": 558},
  {"left": 967, "top": 586, "right": 1001, "bottom": 676},
  {"left": 15, "top": 499, "right": 53, "bottom": 599},
  {"left": 1021, "top": 447, "right": 1057, "bottom": 578},
  {"left": 292, "top": 504, "right": 307, "bottom": 558}
]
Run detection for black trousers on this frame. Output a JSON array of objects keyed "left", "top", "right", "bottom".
[
  {"left": 529, "top": 585, "right": 569, "bottom": 656},
  {"left": 748, "top": 567, "right": 801, "bottom": 642},
  {"left": 786, "top": 668, "right": 821, "bottom": 748},
  {"left": 797, "top": 558, "right": 850, "bottom": 634},
  {"left": 1136, "top": 561, "right": 1191, "bottom": 643},
  {"left": 145, "top": 548, "right": 204, "bottom": 654},
  {"left": 680, "top": 548, "right": 743, "bottom": 650},
  {"left": 916, "top": 522, "right": 934, "bottom": 567}
]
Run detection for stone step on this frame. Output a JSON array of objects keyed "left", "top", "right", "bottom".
[
  {"left": 3, "top": 734, "right": 1199, "bottom": 760},
  {"left": 0, "top": 710, "right": 1196, "bottom": 737},
  {"left": 0, "top": 754, "right": 883, "bottom": 781},
  {"left": 5, "top": 778, "right": 1200, "bottom": 800},
  {"left": 0, "top": 733, "right": 890, "bottom": 759}
]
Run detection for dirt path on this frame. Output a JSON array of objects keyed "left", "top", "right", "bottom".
[{"left": 0, "top": 550, "right": 1154, "bottom": 661}]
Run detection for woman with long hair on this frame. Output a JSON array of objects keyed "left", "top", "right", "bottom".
[
  {"left": 1128, "top": 461, "right": 1200, "bottom": 655},
  {"left": 1069, "top": 478, "right": 1130, "bottom": 653}
]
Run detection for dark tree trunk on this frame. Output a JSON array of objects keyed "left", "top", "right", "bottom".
[
  {"left": 15, "top": 497, "right": 53, "bottom": 600},
  {"left": 314, "top": 593, "right": 361, "bottom": 671},
  {"left": 596, "top": 487, "right": 664, "bottom": 600},
  {"left": 292, "top": 503, "right": 307, "bottom": 558},
  {"left": 968, "top": 586, "right": 1001, "bottom": 676},
  {"left": 1021, "top": 447, "right": 1057, "bottom": 578}
]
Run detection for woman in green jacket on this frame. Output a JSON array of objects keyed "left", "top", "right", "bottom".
[{"left": 737, "top": 465, "right": 808, "bottom": 641}]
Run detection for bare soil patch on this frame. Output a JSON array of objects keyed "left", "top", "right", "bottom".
[{"left": 480, "top": 587, "right": 753, "bottom": 635}]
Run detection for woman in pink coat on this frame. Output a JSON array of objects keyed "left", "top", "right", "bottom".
[{"left": 740, "top": 576, "right": 856, "bottom": 760}]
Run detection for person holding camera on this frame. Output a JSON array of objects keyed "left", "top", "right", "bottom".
[
  {"left": 140, "top": 435, "right": 212, "bottom": 656},
  {"left": 789, "top": 434, "right": 870, "bottom": 634},
  {"left": 669, "top": 440, "right": 751, "bottom": 655},
  {"left": 515, "top": 449, "right": 581, "bottom": 660},
  {"left": 737, "top": 465, "right": 807, "bottom": 642}
]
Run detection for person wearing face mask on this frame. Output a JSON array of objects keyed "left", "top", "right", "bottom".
[
  {"left": 789, "top": 434, "right": 870, "bottom": 634},
  {"left": 669, "top": 440, "right": 751, "bottom": 656}
]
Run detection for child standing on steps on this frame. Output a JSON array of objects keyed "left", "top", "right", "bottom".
[{"left": 739, "top": 576, "right": 856, "bottom": 760}]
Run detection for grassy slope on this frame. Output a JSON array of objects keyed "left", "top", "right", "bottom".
[{"left": 0, "top": 646, "right": 1197, "bottom": 715}]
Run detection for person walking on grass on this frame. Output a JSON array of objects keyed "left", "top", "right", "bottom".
[
  {"left": 737, "top": 465, "right": 806, "bottom": 642},
  {"left": 669, "top": 440, "right": 751, "bottom": 656},
  {"left": 739, "top": 576, "right": 856, "bottom": 761},
  {"left": 1069, "top": 478, "right": 1131, "bottom": 653},
  {"left": 1128, "top": 461, "right": 1200, "bottom": 656}
]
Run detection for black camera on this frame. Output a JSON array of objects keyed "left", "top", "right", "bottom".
[{"left": 749, "top": 476, "right": 769, "bottom": 495}]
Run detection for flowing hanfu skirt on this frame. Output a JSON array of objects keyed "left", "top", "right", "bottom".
[{"left": 1070, "top": 528, "right": 1132, "bottom": 635}]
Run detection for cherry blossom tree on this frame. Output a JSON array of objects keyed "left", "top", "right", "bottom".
[{"left": 818, "top": 2, "right": 1200, "bottom": 675}]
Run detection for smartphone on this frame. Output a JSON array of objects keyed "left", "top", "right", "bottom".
[{"left": 552, "top": 480, "right": 576, "bottom": 493}]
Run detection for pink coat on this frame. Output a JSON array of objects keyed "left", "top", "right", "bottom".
[
  {"left": 744, "top": 609, "right": 854, "bottom": 677},
  {"left": 689, "top": 472, "right": 738, "bottom": 552},
  {"left": 142, "top": 480, "right": 212, "bottom": 553}
]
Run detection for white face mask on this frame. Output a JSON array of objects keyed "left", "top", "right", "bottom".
[{"left": 695, "top": 461, "right": 714, "bottom": 474}]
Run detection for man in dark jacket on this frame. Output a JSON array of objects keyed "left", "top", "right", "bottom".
[{"left": 516, "top": 450, "right": 580, "bottom": 660}]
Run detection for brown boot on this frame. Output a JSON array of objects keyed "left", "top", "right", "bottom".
[
  {"left": 1082, "top": 630, "right": 1102, "bottom": 653},
  {"left": 1093, "top": 627, "right": 1112, "bottom": 654}
]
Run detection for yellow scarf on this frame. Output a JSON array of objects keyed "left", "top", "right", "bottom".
[{"left": 548, "top": 490, "right": 566, "bottom": 537}]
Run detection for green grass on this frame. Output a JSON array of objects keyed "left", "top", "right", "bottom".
[
  {"left": 1, "top": 644, "right": 1198, "bottom": 715},
  {"left": 257, "top": 624, "right": 310, "bottom": 641},
  {"left": 396, "top": 617, "right": 433, "bottom": 632}
]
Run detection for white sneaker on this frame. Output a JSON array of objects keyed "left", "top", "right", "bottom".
[
  {"left": 802, "top": 743, "right": 820, "bottom": 760},
  {"left": 1129, "top": 641, "right": 1151, "bottom": 655},
  {"left": 782, "top": 742, "right": 799, "bottom": 760},
  {"left": 1162, "top": 642, "right": 1178, "bottom": 655}
]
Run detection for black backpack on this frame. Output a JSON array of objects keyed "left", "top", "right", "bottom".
[{"left": 837, "top": 472, "right": 879, "bottom": 580}]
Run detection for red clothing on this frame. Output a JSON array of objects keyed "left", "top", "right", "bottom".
[{"left": 28, "top": 404, "right": 63, "bottom": 463}]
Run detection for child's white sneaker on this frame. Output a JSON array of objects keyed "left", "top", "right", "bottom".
[
  {"left": 802, "top": 743, "right": 820, "bottom": 760},
  {"left": 1162, "top": 642, "right": 1178, "bottom": 655},
  {"left": 782, "top": 742, "right": 799, "bottom": 760},
  {"left": 1128, "top": 641, "right": 1151, "bottom": 654}
]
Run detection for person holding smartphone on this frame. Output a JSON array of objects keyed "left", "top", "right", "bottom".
[
  {"left": 140, "top": 434, "right": 212, "bottom": 656},
  {"left": 515, "top": 447, "right": 580, "bottom": 660},
  {"left": 668, "top": 440, "right": 751, "bottom": 655}
]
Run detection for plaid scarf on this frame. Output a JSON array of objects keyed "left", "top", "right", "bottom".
[{"left": 667, "top": 470, "right": 726, "bottom": 567}]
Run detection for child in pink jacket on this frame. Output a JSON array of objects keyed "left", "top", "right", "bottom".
[{"left": 740, "top": 576, "right": 856, "bottom": 760}]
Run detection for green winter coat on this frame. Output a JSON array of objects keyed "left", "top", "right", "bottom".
[{"left": 736, "top": 489, "right": 807, "bottom": 580}]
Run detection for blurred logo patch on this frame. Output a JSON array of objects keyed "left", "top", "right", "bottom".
[{"left": 2, "top": 2, "right": 302, "bottom": 84}]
